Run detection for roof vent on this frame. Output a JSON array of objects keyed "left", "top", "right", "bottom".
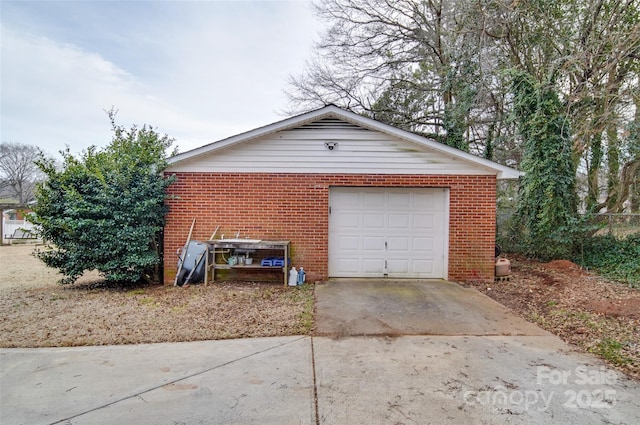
[{"left": 292, "top": 117, "right": 367, "bottom": 131}]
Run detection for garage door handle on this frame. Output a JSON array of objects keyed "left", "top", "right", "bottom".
[{"left": 385, "top": 241, "right": 387, "bottom": 249}]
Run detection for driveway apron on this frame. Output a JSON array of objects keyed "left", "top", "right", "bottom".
[
  {"left": 314, "top": 279, "right": 549, "bottom": 337},
  {"left": 311, "top": 279, "right": 639, "bottom": 424}
]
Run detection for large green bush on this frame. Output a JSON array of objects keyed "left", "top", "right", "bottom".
[
  {"left": 574, "top": 233, "right": 640, "bottom": 288},
  {"left": 30, "top": 117, "right": 176, "bottom": 285}
]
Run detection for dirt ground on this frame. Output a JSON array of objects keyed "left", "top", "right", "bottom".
[
  {"left": 469, "top": 256, "right": 640, "bottom": 381},
  {"left": 0, "top": 245, "right": 313, "bottom": 347},
  {"left": 1, "top": 245, "right": 637, "bottom": 380}
]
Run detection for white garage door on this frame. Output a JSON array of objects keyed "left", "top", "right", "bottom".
[{"left": 329, "top": 187, "right": 448, "bottom": 278}]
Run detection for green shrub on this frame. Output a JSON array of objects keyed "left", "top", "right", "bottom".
[
  {"left": 30, "top": 114, "right": 176, "bottom": 285},
  {"left": 574, "top": 232, "right": 640, "bottom": 288}
]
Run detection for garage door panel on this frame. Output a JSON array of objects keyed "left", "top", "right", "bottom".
[
  {"left": 412, "top": 259, "right": 434, "bottom": 274},
  {"left": 363, "top": 236, "right": 384, "bottom": 251},
  {"left": 413, "top": 194, "right": 431, "bottom": 208},
  {"left": 388, "top": 192, "right": 411, "bottom": 208},
  {"left": 363, "top": 213, "right": 385, "bottom": 228},
  {"left": 363, "top": 259, "right": 384, "bottom": 274},
  {"left": 335, "top": 191, "right": 360, "bottom": 207},
  {"left": 387, "top": 236, "right": 409, "bottom": 252},
  {"left": 413, "top": 237, "right": 434, "bottom": 252},
  {"left": 388, "top": 214, "right": 410, "bottom": 229},
  {"left": 338, "top": 235, "right": 361, "bottom": 251},
  {"left": 337, "top": 258, "right": 360, "bottom": 273},
  {"left": 414, "top": 193, "right": 440, "bottom": 210},
  {"left": 387, "top": 259, "right": 409, "bottom": 274},
  {"left": 329, "top": 187, "right": 448, "bottom": 278},
  {"left": 413, "top": 214, "right": 435, "bottom": 229},
  {"left": 336, "top": 213, "right": 360, "bottom": 228},
  {"left": 363, "top": 192, "right": 385, "bottom": 207}
]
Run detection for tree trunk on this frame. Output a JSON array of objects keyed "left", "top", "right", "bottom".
[
  {"left": 606, "top": 121, "right": 620, "bottom": 211},
  {"left": 600, "top": 159, "right": 640, "bottom": 213},
  {"left": 587, "top": 133, "right": 603, "bottom": 210},
  {"left": 631, "top": 176, "right": 639, "bottom": 212}
]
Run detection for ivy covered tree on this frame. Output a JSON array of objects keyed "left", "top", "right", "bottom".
[
  {"left": 30, "top": 114, "right": 176, "bottom": 284},
  {"left": 510, "top": 71, "right": 580, "bottom": 260}
]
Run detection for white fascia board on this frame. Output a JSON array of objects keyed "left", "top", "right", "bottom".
[
  {"left": 329, "top": 108, "right": 523, "bottom": 180},
  {"left": 167, "top": 105, "right": 523, "bottom": 179}
]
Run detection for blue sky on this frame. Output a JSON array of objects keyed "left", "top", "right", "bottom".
[{"left": 1, "top": 0, "right": 322, "bottom": 156}]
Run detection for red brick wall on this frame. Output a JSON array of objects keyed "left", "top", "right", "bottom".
[{"left": 163, "top": 173, "right": 497, "bottom": 284}]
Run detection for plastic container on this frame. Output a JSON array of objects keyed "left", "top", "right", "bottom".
[
  {"left": 495, "top": 258, "right": 511, "bottom": 277},
  {"left": 288, "top": 267, "right": 298, "bottom": 286},
  {"left": 297, "top": 267, "right": 305, "bottom": 285}
]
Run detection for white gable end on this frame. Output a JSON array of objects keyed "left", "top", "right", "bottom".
[
  {"left": 168, "top": 117, "right": 497, "bottom": 176},
  {"left": 167, "top": 106, "right": 522, "bottom": 178}
]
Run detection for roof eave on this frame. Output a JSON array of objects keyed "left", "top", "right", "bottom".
[
  {"left": 167, "top": 106, "right": 342, "bottom": 166},
  {"left": 330, "top": 108, "right": 523, "bottom": 179},
  {"left": 167, "top": 105, "right": 523, "bottom": 179}
]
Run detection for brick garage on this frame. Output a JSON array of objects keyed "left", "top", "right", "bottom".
[{"left": 163, "top": 106, "right": 520, "bottom": 285}]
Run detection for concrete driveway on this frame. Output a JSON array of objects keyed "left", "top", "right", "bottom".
[
  {"left": 2, "top": 280, "right": 639, "bottom": 424},
  {"left": 314, "top": 279, "right": 548, "bottom": 337}
]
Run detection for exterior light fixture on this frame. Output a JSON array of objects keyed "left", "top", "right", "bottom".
[{"left": 325, "top": 141, "right": 338, "bottom": 150}]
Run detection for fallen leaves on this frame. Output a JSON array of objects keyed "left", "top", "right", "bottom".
[{"left": 470, "top": 256, "right": 640, "bottom": 381}]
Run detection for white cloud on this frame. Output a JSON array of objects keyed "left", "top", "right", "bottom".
[
  {"left": 1, "top": 28, "right": 135, "bottom": 154},
  {"left": 1, "top": 1, "right": 321, "bottom": 156}
]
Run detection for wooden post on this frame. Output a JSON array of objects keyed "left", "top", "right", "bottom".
[{"left": 174, "top": 218, "right": 196, "bottom": 286}]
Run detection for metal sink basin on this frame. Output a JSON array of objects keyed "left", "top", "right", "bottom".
[{"left": 213, "top": 239, "right": 262, "bottom": 243}]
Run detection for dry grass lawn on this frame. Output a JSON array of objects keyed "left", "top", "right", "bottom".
[{"left": 0, "top": 245, "right": 313, "bottom": 347}]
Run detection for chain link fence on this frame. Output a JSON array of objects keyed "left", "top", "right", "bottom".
[
  {"left": 592, "top": 214, "right": 640, "bottom": 238},
  {"left": 496, "top": 208, "right": 640, "bottom": 242},
  {"left": 496, "top": 210, "right": 640, "bottom": 249},
  {"left": 496, "top": 208, "right": 517, "bottom": 252}
]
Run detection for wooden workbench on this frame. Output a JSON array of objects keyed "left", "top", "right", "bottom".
[{"left": 204, "top": 240, "right": 290, "bottom": 286}]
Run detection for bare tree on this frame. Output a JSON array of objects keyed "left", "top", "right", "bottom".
[
  {"left": 286, "top": 0, "right": 555, "bottom": 159},
  {"left": 288, "top": 0, "right": 640, "bottom": 210},
  {"left": 287, "top": 0, "right": 484, "bottom": 141},
  {"left": 0, "top": 142, "right": 45, "bottom": 205}
]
